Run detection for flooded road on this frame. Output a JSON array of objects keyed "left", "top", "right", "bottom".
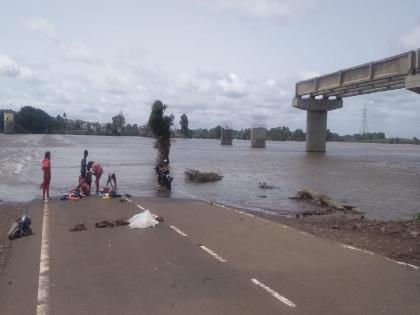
[{"left": 0, "top": 134, "right": 419, "bottom": 220}]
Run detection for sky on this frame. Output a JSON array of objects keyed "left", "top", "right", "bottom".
[{"left": 0, "top": 0, "right": 419, "bottom": 137}]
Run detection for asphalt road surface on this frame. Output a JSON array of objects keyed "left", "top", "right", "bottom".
[{"left": 0, "top": 196, "right": 419, "bottom": 314}]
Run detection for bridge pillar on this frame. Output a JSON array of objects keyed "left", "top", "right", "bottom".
[
  {"left": 3, "top": 112, "right": 15, "bottom": 134},
  {"left": 405, "top": 74, "right": 420, "bottom": 94},
  {"left": 293, "top": 97, "right": 343, "bottom": 152}
]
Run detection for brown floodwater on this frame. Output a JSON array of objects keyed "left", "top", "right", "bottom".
[{"left": 1, "top": 134, "right": 419, "bottom": 220}]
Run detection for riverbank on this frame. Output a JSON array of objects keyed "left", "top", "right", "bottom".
[
  {"left": 244, "top": 204, "right": 420, "bottom": 267},
  {"left": 0, "top": 202, "right": 27, "bottom": 272}
]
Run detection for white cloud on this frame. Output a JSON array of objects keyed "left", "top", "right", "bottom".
[
  {"left": 401, "top": 25, "right": 420, "bottom": 49},
  {"left": 200, "top": 0, "right": 315, "bottom": 19},
  {"left": 23, "top": 17, "right": 57, "bottom": 38},
  {"left": 217, "top": 73, "right": 248, "bottom": 98},
  {"left": 92, "top": 66, "right": 132, "bottom": 95},
  {"left": 59, "top": 42, "right": 95, "bottom": 63},
  {"left": 23, "top": 17, "right": 97, "bottom": 64},
  {"left": 0, "top": 54, "right": 21, "bottom": 77},
  {"left": 0, "top": 54, "right": 44, "bottom": 83}
]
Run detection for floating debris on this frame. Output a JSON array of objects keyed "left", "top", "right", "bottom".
[
  {"left": 258, "top": 182, "right": 275, "bottom": 189},
  {"left": 289, "top": 188, "right": 364, "bottom": 214},
  {"left": 185, "top": 169, "right": 223, "bottom": 183}
]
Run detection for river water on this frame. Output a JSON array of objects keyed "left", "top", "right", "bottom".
[{"left": 0, "top": 134, "right": 419, "bottom": 220}]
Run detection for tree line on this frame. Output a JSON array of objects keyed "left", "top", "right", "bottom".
[
  {"left": 0, "top": 107, "right": 141, "bottom": 136},
  {"left": 2, "top": 105, "right": 419, "bottom": 144}
]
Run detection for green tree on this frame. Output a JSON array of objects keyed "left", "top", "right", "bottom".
[
  {"left": 148, "top": 100, "right": 174, "bottom": 163},
  {"left": 180, "top": 113, "right": 189, "bottom": 138},
  {"left": 56, "top": 115, "right": 66, "bottom": 131},
  {"left": 112, "top": 111, "right": 126, "bottom": 136},
  {"left": 15, "top": 106, "right": 55, "bottom": 133}
]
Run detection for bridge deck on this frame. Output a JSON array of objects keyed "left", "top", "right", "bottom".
[{"left": 296, "top": 49, "right": 420, "bottom": 98}]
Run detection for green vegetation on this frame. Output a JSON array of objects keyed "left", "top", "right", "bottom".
[
  {"left": 0, "top": 106, "right": 141, "bottom": 136},
  {"left": 180, "top": 114, "right": 190, "bottom": 138},
  {"left": 1, "top": 105, "right": 419, "bottom": 145},
  {"left": 148, "top": 100, "right": 174, "bottom": 163}
]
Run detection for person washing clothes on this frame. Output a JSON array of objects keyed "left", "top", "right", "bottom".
[
  {"left": 87, "top": 161, "right": 103, "bottom": 194},
  {"left": 85, "top": 168, "right": 93, "bottom": 191},
  {"left": 41, "top": 151, "right": 51, "bottom": 203},
  {"left": 80, "top": 150, "right": 88, "bottom": 178},
  {"left": 106, "top": 173, "right": 117, "bottom": 194}
]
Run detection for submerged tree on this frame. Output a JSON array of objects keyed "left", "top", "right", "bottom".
[
  {"left": 112, "top": 111, "right": 126, "bottom": 136},
  {"left": 148, "top": 100, "right": 174, "bottom": 164},
  {"left": 180, "top": 113, "right": 189, "bottom": 138}
]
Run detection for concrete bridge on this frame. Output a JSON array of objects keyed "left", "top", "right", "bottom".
[{"left": 293, "top": 49, "right": 420, "bottom": 152}]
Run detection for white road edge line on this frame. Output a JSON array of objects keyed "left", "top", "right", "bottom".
[
  {"left": 341, "top": 244, "right": 375, "bottom": 255},
  {"left": 170, "top": 225, "right": 188, "bottom": 237},
  {"left": 341, "top": 244, "right": 419, "bottom": 270},
  {"left": 125, "top": 197, "right": 133, "bottom": 203},
  {"left": 385, "top": 257, "right": 419, "bottom": 270},
  {"left": 251, "top": 278, "right": 296, "bottom": 308},
  {"left": 36, "top": 203, "right": 50, "bottom": 315},
  {"left": 199, "top": 245, "right": 227, "bottom": 262}
]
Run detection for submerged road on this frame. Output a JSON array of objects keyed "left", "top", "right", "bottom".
[{"left": 0, "top": 196, "right": 419, "bottom": 314}]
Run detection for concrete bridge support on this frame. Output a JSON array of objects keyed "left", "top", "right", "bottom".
[
  {"left": 221, "top": 128, "right": 233, "bottom": 145},
  {"left": 251, "top": 128, "right": 266, "bottom": 148},
  {"left": 3, "top": 112, "right": 14, "bottom": 134},
  {"left": 293, "top": 97, "right": 343, "bottom": 152}
]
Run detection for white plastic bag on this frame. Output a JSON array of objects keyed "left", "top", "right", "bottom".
[{"left": 128, "top": 210, "right": 159, "bottom": 229}]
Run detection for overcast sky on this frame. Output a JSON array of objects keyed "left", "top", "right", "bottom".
[{"left": 0, "top": 0, "right": 419, "bottom": 136}]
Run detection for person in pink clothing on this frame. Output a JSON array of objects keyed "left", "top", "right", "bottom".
[
  {"left": 41, "top": 151, "right": 51, "bottom": 203},
  {"left": 87, "top": 161, "right": 103, "bottom": 194}
]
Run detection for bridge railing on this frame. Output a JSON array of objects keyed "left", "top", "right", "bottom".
[{"left": 295, "top": 49, "right": 420, "bottom": 98}]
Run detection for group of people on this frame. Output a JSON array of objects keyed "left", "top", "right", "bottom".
[{"left": 40, "top": 149, "right": 118, "bottom": 203}]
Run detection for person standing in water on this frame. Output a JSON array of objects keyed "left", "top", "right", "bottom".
[
  {"left": 41, "top": 151, "right": 51, "bottom": 203},
  {"left": 106, "top": 172, "right": 117, "bottom": 193},
  {"left": 87, "top": 161, "right": 103, "bottom": 194},
  {"left": 80, "top": 150, "right": 88, "bottom": 178}
]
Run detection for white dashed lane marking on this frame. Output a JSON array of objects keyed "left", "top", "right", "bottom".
[
  {"left": 199, "top": 245, "right": 228, "bottom": 263},
  {"left": 251, "top": 278, "right": 297, "bottom": 308},
  {"left": 170, "top": 225, "right": 188, "bottom": 237}
]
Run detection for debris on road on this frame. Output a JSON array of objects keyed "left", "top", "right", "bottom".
[
  {"left": 7, "top": 215, "right": 32, "bottom": 240},
  {"left": 69, "top": 223, "right": 87, "bottom": 232},
  {"left": 128, "top": 210, "right": 161, "bottom": 229},
  {"left": 185, "top": 169, "right": 223, "bottom": 183},
  {"left": 95, "top": 219, "right": 129, "bottom": 228}
]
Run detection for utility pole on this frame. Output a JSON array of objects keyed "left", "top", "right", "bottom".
[{"left": 360, "top": 105, "right": 368, "bottom": 135}]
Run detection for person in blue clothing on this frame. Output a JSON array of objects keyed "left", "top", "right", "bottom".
[{"left": 80, "top": 150, "right": 88, "bottom": 177}]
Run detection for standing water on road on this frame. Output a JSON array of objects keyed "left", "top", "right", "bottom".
[{"left": 1, "top": 134, "right": 419, "bottom": 220}]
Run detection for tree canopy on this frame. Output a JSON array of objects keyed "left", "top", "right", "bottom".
[
  {"left": 148, "top": 100, "right": 174, "bottom": 139},
  {"left": 112, "top": 111, "right": 126, "bottom": 136},
  {"left": 180, "top": 113, "right": 189, "bottom": 138},
  {"left": 14, "top": 106, "right": 55, "bottom": 133}
]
